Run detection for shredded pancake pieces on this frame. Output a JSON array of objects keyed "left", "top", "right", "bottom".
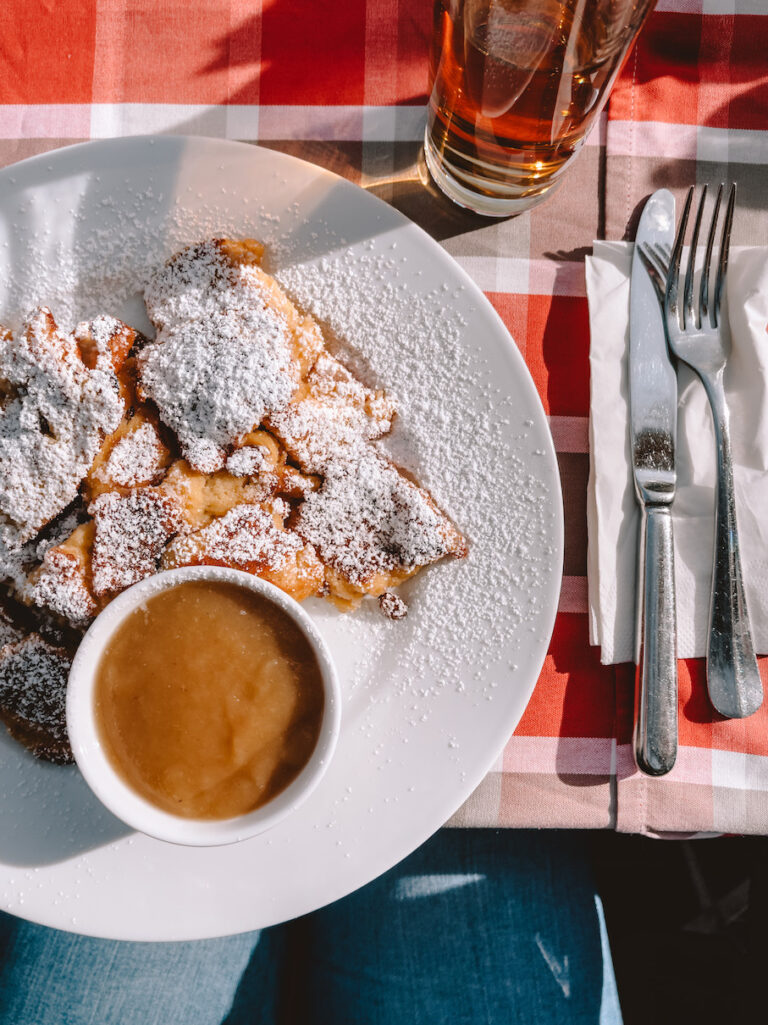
[
  {"left": 0, "top": 236, "right": 466, "bottom": 763},
  {"left": 0, "top": 309, "right": 126, "bottom": 546}
]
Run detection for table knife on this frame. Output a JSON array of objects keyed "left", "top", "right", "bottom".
[{"left": 630, "top": 189, "right": 678, "bottom": 776}]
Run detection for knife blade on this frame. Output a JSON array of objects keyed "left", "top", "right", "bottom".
[{"left": 629, "top": 189, "right": 678, "bottom": 776}]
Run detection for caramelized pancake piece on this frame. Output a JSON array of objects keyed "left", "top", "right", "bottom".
[
  {"left": 162, "top": 502, "right": 324, "bottom": 602},
  {"left": 90, "top": 488, "right": 184, "bottom": 597},
  {"left": 225, "top": 428, "right": 282, "bottom": 479},
  {"left": 268, "top": 352, "right": 397, "bottom": 474},
  {"left": 74, "top": 315, "right": 137, "bottom": 375},
  {"left": 161, "top": 456, "right": 282, "bottom": 530},
  {"left": 86, "top": 406, "right": 172, "bottom": 499},
  {"left": 138, "top": 239, "right": 323, "bottom": 473},
  {"left": 0, "top": 633, "right": 72, "bottom": 763},
  {"left": 294, "top": 449, "right": 467, "bottom": 607},
  {"left": 20, "top": 483, "right": 185, "bottom": 626},
  {"left": 161, "top": 434, "right": 317, "bottom": 523},
  {"left": 23, "top": 522, "right": 97, "bottom": 628},
  {"left": 0, "top": 308, "right": 126, "bottom": 543}
]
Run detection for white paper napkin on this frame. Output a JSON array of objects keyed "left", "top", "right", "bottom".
[{"left": 586, "top": 242, "right": 768, "bottom": 664}]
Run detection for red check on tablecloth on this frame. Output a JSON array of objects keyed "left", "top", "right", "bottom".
[{"left": 2, "top": 0, "right": 768, "bottom": 836}]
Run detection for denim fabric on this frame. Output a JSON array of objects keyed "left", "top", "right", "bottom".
[{"left": 0, "top": 830, "right": 622, "bottom": 1025}]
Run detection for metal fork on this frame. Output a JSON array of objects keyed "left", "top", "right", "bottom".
[{"left": 641, "top": 184, "right": 763, "bottom": 719}]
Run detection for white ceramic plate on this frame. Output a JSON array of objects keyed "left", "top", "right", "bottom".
[{"left": 0, "top": 137, "right": 562, "bottom": 940}]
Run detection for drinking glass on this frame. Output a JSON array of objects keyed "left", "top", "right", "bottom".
[{"left": 425, "top": 0, "right": 656, "bottom": 216}]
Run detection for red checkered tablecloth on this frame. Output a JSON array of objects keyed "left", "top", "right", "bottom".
[{"left": 3, "top": 0, "right": 768, "bottom": 836}]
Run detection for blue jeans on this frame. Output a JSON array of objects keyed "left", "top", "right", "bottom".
[{"left": 0, "top": 830, "right": 622, "bottom": 1024}]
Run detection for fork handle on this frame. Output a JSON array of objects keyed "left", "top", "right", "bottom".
[
  {"left": 634, "top": 504, "right": 678, "bottom": 776},
  {"left": 704, "top": 374, "right": 763, "bottom": 718}
]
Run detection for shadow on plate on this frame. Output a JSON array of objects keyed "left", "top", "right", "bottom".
[
  {"left": 0, "top": 135, "right": 417, "bottom": 338},
  {"left": 0, "top": 738, "right": 131, "bottom": 867}
]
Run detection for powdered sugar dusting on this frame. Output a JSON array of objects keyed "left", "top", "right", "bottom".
[
  {"left": 96, "top": 422, "right": 167, "bottom": 488},
  {"left": 0, "top": 308, "right": 123, "bottom": 543},
  {"left": 269, "top": 352, "right": 397, "bottom": 474},
  {"left": 73, "top": 315, "right": 134, "bottom": 373},
  {"left": 163, "top": 503, "right": 302, "bottom": 571},
  {"left": 296, "top": 448, "right": 463, "bottom": 587},
  {"left": 225, "top": 445, "right": 270, "bottom": 478},
  {"left": 0, "top": 635, "right": 70, "bottom": 746},
  {"left": 138, "top": 242, "right": 296, "bottom": 472},
  {"left": 23, "top": 549, "right": 96, "bottom": 629},
  {"left": 90, "top": 489, "right": 183, "bottom": 596}
]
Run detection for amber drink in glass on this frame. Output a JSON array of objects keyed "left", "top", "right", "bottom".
[{"left": 425, "top": 0, "right": 655, "bottom": 215}]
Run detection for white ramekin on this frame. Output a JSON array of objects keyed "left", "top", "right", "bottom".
[{"left": 67, "top": 566, "right": 341, "bottom": 846}]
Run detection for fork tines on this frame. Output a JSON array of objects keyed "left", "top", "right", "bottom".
[{"left": 666, "top": 183, "right": 736, "bottom": 332}]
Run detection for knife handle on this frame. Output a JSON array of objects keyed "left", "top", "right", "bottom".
[{"left": 634, "top": 505, "right": 678, "bottom": 776}]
